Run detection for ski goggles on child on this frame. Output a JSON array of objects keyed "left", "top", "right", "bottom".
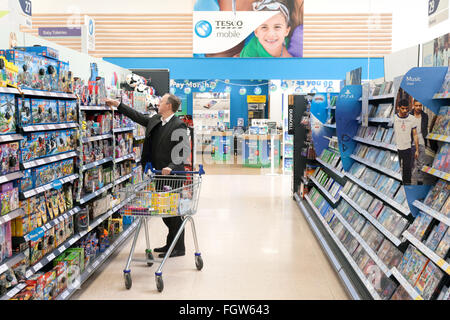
[{"left": 252, "top": 0, "right": 290, "bottom": 23}]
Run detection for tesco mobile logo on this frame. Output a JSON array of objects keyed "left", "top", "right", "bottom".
[{"left": 195, "top": 20, "right": 212, "bottom": 38}]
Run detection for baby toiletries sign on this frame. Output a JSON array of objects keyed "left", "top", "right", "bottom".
[{"left": 193, "top": 0, "right": 304, "bottom": 58}]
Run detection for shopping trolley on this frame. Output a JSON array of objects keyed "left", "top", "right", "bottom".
[{"left": 118, "top": 163, "right": 205, "bottom": 292}]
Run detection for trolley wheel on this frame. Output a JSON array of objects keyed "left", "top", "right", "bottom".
[
  {"left": 155, "top": 275, "right": 164, "bottom": 292},
  {"left": 195, "top": 254, "right": 203, "bottom": 271},
  {"left": 124, "top": 272, "right": 132, "bottom": 290},
  {"left": 146, "top": 250, "right": 154, "bottom": 267}
]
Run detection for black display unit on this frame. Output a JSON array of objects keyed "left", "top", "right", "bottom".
[{"left": 131, "top": 69, "right": 170, "bottom": 96}]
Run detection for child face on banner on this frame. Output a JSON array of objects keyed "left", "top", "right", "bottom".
[{"left": 254, "top": 12, "right": 291, "bottom": 56}]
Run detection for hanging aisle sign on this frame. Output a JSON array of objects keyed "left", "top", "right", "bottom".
[
  {"left": 429, "top": 0, "right": 449, "bottom": 27},
  {"left": 82, "top": 15, "right": 95, "bottom": 52},
  {"left": 6, "top": 0, "right": 32, "bottom": 28}
]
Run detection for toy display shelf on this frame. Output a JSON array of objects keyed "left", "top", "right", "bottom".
[
  {"left": 352, "top": 136, "right": 397, "bottom": 152},
  {"left": 0, "top": 87, "right": 20, "bottom": 95},
  {"left": 114, "top": 153, "right": 134, "bottom": 164},
  {"left": 295, "top": 193, "right": 361, "bottom": 300},
  {"left": 21, "top": 122, "right": 78, "bottom": 133},
  {"left": 309, "top": 176, "right": 340, "bottom": 205},
  {"left": 350, "top": 154, "right": 402, "bottom": 181},
  {"left": 17, "top": 196, "right": 136, "bottom": 285},
  {"left": 323, "top": 123, "right": 337, "bottom": 129},
  {"left": 23, "top": 206, "right": 81, "bottom": 242},
  {"left": 304, "top": 194, "right": 381, "bottom": 300},
  {"left": 0, "top": 133, "right": 24, "bottom": 143},
  {"left": 358, "top": 94, "right": 395, "bottom": 101},
  {"left": 345, "top": 172, "right": 410, "bottom": 216},
  {"left": 20, "top": 173, "right": 79, "bottom": 200},
  {"left": 22, "top": 151, "right": 78, "bottom": 170},
  {"left": 412, "top": 200, "right": 450, "bottom": 227},
  {"left": 433, "top": 92, "right": 450, "bottom": 99},
  {"left": 332, "top": 208, "right": 392, "bottom": 277},
  {"left": 134, "top": 155, "right": 141, "bottom": 163},
  {"left": 0, "top": 171, "right": 23, "bottom": 185},
  {"left": 340, "top": 192, "right": 403, "bottom": 247},
  {"left": 426, "top": 133, "right": 450, "bottom": 143},
  {"left": 78, "top": 183, "right": 114, "bottom": 205},
  {"left": 114, "top": 172, "right": 133, "bottom": 186},
  {"left": 316, "top": 157, "right": 345, "bottom": 179},
  {"left": 0, "top": 208, "right": 25, "bottom": 227},
  {"left": 0, "top": 87, "right": 77, "bottom": 99},
  {"left": 390, "top": 267, "right": 424, "bottom": 300},
  {"left": 113, "top": 126, "right": 135, "bottom": 134},
  {"left": 0, "top": 252, "right": 26, "bottom": 277},
  {"left": 79, "top": 105, "right": 112, "bottom": 111},
  {"left": 421, "top": 166, "right": 450, "bottom": 182},
  {"left": 134, "top": 135, "right": 145, "bottom": 141},
  {"left": 402, "top": 230, "right": 450, "bottom": 276},
  {"left": 80, "top": 133, "right": 113, "bottom": 144},
  {"left": 56, "top": 218, "right": 139, "bottom": 300},
  {"left": 81, "top": 156, "right": 113, "bottom": 172}
]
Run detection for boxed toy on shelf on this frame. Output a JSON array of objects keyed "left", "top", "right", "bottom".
[
  {"left": 0, "top": 93, "right": 16, "bottom": 134},
  {"left": 115, "top": 132, "right": 133, "bottom": 158},
  {"left": 431, "top": 106, "right": 450, "bottom": 136},
  {"left": 81, "top": 112, "right": 112, "bottom": 138},
  {"left": 0, "top": 56, "right": 18, "bottom": 88}
]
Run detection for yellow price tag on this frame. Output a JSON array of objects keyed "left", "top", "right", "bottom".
[
  {"left": 437, "top": 259, "right": 444, "bottom": 268},
  {"left": 415, "top": 295, "right": 423, "bottom": 301},
  {"left": 446, "top": 266, "right": 450, "bottom": 275},
  {"left": 444, "top": 173, "right": 450, "bottom": 181}
]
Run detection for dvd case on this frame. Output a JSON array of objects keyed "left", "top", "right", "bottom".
[{"left": 424, "top": 222, "right": 448, "bottom": 251}]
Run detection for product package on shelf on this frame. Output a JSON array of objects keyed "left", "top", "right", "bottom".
[
  {"left": 115, "top": 132, "right": 133, "bottom": 159},
  {"left": 431, "top": 144, "right": 449, "bottom": 173},
  {"left": 430, "top": 106, "right": 450, "bottom": 136},
  {"left": 0, "top": 55, "right": 19, "bottom": 88},
  {"left": 82, "top": 112, "right": 112, "bottom": 138},
  {"left": 82, "top": 139, "right": 113, "bottom": 164},
  {"left": 0, "top": 93, "right": 16, "bottom": 134}
]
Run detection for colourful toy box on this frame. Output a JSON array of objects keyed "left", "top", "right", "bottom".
[
  {"left": 64, "top": 251, "right": 80, "bottom": 286},
  {"left": 0, "top": 142, "right": 20, "bottom": 175},
  {"left": 46, "top": 99, "right": 59, "bottom": 123},
  {"left": 57, "top": 100, "right": 66, "bottom": 122},
  {"left": 17, "top": 97, "right": 31, "bottom": 126},
  {"left": 0, "top": 56, "right": 18, "bottom": 88},
  {"left": 65, "top": 100, "right": 77, "bottom": 122},
  {"left": 0, "top": 93, "right": 16, "bottom": 134},
  {"left": 5, "top": 50, "right": 34, "bottom": 89},
  {"left": 14, "top": 46, "right": 59, "bottom": 60}
]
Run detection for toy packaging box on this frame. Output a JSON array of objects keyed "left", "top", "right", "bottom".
[
  {"left": 42, "top": 270, "right": 57, "bottom": 300},
  {"left": 65, "top": 100, "right": 77, "bottom": 122},
  {"left": 54, "top": 261, "right": 68, "bottom": 295},
  {"left": 46, "top": 99, "right": 59, "bottom": 123},
  {"left": 25, "top": 272, "right": 45, "bottom": 300},
  {"left": 0, "top": 56, "right": 18, "bottom": 88},
  {"left": 0, "top": 93, "right": 16, "bottom": 134},
  {"left": 44, "top": 57, "right": 59, "bottom": 92},
  {"left": 17, "top": 97, "right": 31, "bottom": 126},
  {"left": 31, "top": 54, "right": 46, "bottom": 90},
  {"left": 66, "top": 248, "right": 85, "bottom": 273},
  {"left": 0, "top": 142, "right": 20, "bottom": 175},
  {"left": 31, "top": 99, "right": 45, "bottom": 124},
  {"left": 58, "top": 61, "right": 71, "bottom": 93},
  {"left": 5, "top": 50, "right": 34, "bottom": 89},
  {"left": 64, "top": 251, "right": 80, "bottom": 286},
  {"left": 58, "top": 100, "right": 66, "bottom": 122},
  {"left": 14, "top": 46, "right": 59, "bottom": 61}
]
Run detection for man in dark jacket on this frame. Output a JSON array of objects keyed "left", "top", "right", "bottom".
[
  {"left": 410, "top": 99, "right": 429, "bottom": 185},
  {"left": 105, "top": 94, "right": 190, "bottom": 257}
]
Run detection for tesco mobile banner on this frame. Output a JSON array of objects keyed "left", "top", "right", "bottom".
[
  {"left": 194, "top": 11, "right": 278, "bottom": 55},
  {"left": 193, "top": 0, "right": 304, "bottom": 58}
]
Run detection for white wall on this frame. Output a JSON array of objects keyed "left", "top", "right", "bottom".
[{"left": 32, "top": 0, "right": 195, "bottom": 13}]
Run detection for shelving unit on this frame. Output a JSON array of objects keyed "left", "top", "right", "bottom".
[
  {"left": 20, "top": 173, "right": 79, "bottom": 200},
  {"left": 339, "top": 192, "right": 403, "bottom": 246},
  {"left": 21, "top": 123, "right": 78, "bottom": 133},
  {"left": 350, "top": 154, "right": 402, "bottom": 181},
  {"left": 352, "top": 136, "right": 397, "bottom": 152},
  {"left": 0, "top": 208, "right": 25, "bottom": 226},
  {"left": 0, "top": 171, "right": 24, "bottom": 185},
  {"left": 345, "top": 172, "right": 410, "bottom": 216},
  {"left": 332, "top": 209, "right": 392, "bottom": 277},
  {"left": 412, "top": 200, "right": 450, "bottom": 227},
  {"left": 56, "top": 218, "right": 139, "bottom": 300},
  {"left": 309, "top": 176, "right": 340, "bottom": 205},
  {"left": 304, "top": 194, "right": 380, "bottom": 299},
  {"left": 22, "top": 151, "right": 78, "bottom": 170},
  {"left": 421, "top": 166, "right": 450, "bottom": 182},
  {"left": 390, "top": 267, "right": 424, "bottom": 300},
  {"left": 315, "top": 157, "right": 345, "bottom": 179}
]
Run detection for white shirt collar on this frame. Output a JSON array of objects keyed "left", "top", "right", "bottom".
[{"left": 161, "top": 113, "right": 175, "bottom": 126}]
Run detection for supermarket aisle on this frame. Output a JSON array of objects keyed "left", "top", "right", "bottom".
[{"left": 72, "top": 173, "right": 349, "bottom": 300}]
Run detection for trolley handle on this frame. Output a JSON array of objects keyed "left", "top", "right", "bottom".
[{"left": 144, "top": 163, "right": 205, "bottom": 176}]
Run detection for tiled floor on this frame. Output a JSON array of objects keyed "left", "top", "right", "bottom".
[{"left": 72, "top": 166, "right": 349, "bottom": 300}]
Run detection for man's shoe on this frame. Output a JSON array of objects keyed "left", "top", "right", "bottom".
[
  {"left": 154, "top": 246, "right": 169, "bottom": 253},
  {"left": 158, "top": 250, "right": 185, "bottom": 258}
]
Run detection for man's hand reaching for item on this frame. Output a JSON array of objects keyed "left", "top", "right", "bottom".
[
  {"left": 415, "top": 149, "right": 419, "bottom": 159},
  {"left": 104, "top": 98, "right": 120, "bottom": 108},
  {"left": 162, "top": 167, "right": 172, "bottom": 175}
]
